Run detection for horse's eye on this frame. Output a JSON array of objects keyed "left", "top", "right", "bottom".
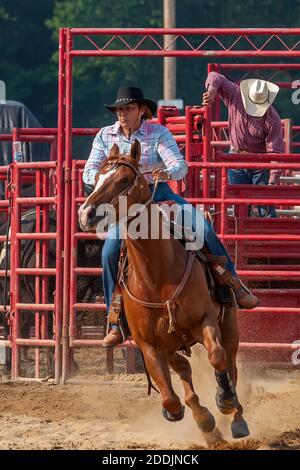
[{"left": 121, "top": 177, "right": 129, "bottom": 184}]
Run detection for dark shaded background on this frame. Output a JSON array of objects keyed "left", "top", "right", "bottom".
[{"left": 1, "top": 0, "right": 300, "bottom": 158}]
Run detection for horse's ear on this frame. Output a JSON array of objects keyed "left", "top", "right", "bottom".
[
  {"left": 109, "top": 143, "right": 119, "bottom": 157},
  {"left": 130, "top": 139, "right": 141, "bottom": 161}
]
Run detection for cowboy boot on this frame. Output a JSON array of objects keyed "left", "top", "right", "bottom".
[
  {"left": 102, "top": 292, "right": 125, "bottom": 348},
  {"left": 102, "top": 326, "right": 123, "bottom": 348},
  {"left": 212, "top": 265, "right": 259, "bottom": 309}
]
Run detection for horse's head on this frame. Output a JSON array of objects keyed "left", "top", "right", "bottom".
[{"left": 79, "top": 140, "right": 151, "bottom": 231}]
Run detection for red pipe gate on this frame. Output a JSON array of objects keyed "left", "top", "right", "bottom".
[{"left": 1, "top": 28, "right": 300, "bottom": 384}]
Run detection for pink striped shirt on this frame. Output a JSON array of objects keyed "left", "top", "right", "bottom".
[{"left": 205, "top": 72, "right": 284, "bottom": 184}]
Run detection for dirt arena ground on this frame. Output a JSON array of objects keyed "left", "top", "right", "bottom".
[{"left": 0, "top": 346, "right": 299, "bottom": 450}]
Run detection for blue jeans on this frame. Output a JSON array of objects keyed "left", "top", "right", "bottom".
[
  {"left": 228, "top": 169, "right": 277, "bottom": 217},
  {"left": 102, "top": 182, "right": 236, "bottom": 311}
]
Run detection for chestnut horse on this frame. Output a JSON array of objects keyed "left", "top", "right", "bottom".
[{"left": 79, "top": 141, "right": 249, "bottom": 439}]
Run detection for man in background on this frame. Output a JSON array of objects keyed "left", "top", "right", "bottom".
[{"left": 203, "top": 72, "right": 284, "bottom": 217}]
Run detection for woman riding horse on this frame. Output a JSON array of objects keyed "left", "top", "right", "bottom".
[
  {"left": 82, "top": 86, "right": 258, "bottom": 348},
  {"left": 79, "top": 138, "right": 250, "bottom": 439}
]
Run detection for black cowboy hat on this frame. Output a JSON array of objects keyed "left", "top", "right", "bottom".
[{"left": 105, "top": 86, "right": 157, "bottom": 118}]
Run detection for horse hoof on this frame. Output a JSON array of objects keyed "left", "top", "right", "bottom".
[
  {"left": 197, "top": 408, "right": 216, "bottom": 434},
  {"left": 162, "top": 405, "right": 185, "bottom": 422},
  {"left": 231, "top": 416, "right": 250, "bottom": 439},
  {"left": 215, "top": 389, "right": 238, "bottom": 415}
]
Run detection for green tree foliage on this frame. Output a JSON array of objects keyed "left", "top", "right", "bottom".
[
  {"left": 1, "top": 0, "right": 300, "bottom": 131},
  {"left": 0, "top": 0, "right": 56, "bottom": 124},
  {"left": 46, "top": 0, "right": 163, "bottom": 128}
]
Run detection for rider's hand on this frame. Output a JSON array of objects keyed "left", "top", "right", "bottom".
[
  {"left": 152, "top": 169, "right": 170, "bottom": 181},
  {"left": 202, "top": 89, "right": 217, "bottom": 106}
]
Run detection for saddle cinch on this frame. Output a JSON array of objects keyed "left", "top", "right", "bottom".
[{"left": 108, "top": 207, "right": 235, "bottom": 343}]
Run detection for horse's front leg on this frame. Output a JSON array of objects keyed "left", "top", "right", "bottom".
[
  {"left": 219, "top": 306, "right": 250, "bottom": 439},
  {"left": 137, "top": 340, "right": 185, "bottom": 422},
  {"left": 199, "top": 312, "right": 239, "bottom": 416},
  {"left": 167, "top": 351, "right": 215, "bottom": 433}
]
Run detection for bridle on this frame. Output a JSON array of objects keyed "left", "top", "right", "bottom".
[
  {"left": 88, "top": 156, "right": 161, "bottom": 223},
  {"left": 106, "top": 156, "right": 145, "bottom": 207}
]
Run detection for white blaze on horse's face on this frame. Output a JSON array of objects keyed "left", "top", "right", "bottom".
[
  {"left": 94, "top": 167, "right": 117, "bottom": 193},
  {"left": 78, "top": 166, "right": 117, "bottom": 231}
]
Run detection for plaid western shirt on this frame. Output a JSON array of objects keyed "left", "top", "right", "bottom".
[
  {"left": 205, "top": 72, "right": 285, "bottom": 184},
  {"left": 83, "top": 120, "right": 188, "bottom": 185}
]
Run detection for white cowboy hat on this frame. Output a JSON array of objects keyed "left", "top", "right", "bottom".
[{"left": 240, "top": 79, "right": 279, "bottom": 117}]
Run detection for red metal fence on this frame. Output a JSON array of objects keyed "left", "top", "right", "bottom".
[{"left": 1, "top": 28, "right": 300, "bottom": 383}]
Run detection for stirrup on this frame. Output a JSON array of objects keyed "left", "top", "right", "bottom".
[{"left": 102, "top": 328, "right": 123, "bottom": 348}]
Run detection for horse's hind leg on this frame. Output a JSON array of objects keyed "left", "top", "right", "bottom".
[
  {"left": 219, "top": 307, "right": 250, "bottom": 438},
  {"left": 139, "top": 341, "right": 185, "bottom": 421},
  {"left": 167, "top": 352, "right": 215, "bottom": 433}
]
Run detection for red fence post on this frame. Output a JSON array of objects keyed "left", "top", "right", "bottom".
[
  {"left": 202, "top": 105, "right": 212, "bottom": 211},
  {"left": 55, "top": 28, "right": 67, "bottom": 384},
  {"left": 10, "top": 163, "right": 21, "bottom": 379},
  {"left": 61, "top": 28, "right": 74, "bottom": 383}
]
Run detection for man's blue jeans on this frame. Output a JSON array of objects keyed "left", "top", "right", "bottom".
[
  {"left": 101, "top": 182, "right": 236, "bottom": 312},
  {"left": 228, "top": 169, "right": 276, "bottom": 217}
]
